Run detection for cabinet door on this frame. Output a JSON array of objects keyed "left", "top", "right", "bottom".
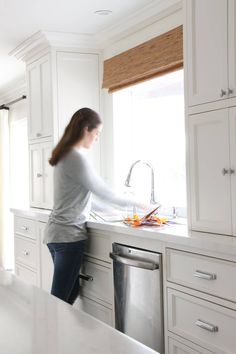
[
  {"left": 27, "top": 63, "right": 42, "bottom": 139},
  {"left": 27, "top": 54, "right": 53, "bottom": 140},
  {"left": 29, "top": 143, "right": 43, "bottom": 207},
  {"left": 56, "top": 52, "right": 100, "bottom": 137},
  {"left": 41, "top": 141, "right": 53, "bottom": 209},
  {"left": 189, "top": 109, "right": 232, "bottom": 234},
  {"left": 39, "top": 55, "right": 53, "bottom": 138},
  {"left": 228, "top": 0, "right": 236, "bottom": 99},
  {"left": 229, "top": 107, "right": 236, "bottom": 235},
  {"left": 38, "top": 222, "right": 54, "bottom": 292},
  {"left": 185, "top": 0, "right": 228, "bottom": 106}
]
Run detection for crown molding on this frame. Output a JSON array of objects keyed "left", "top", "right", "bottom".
[
  {"left": 9, "top": 31, "right": 100, "bottom": 62},
  {"left": 9, "top": 0, "right": 182, "bottom": 62},
  {"left": 0, "top": 76, "right": 26, "bottom": 106}
]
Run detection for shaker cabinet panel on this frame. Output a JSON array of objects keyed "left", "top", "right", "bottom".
[
  {"left": 186, "top": 0, "right": 228, "bottom": 106},
  {"left": 56, "top": 52, "right": 100, "bottom": 137},
  {"left": 189, "top": 110, "right": 232, "bottom": 234},
  {"left": 27, "top": 54, "right": 53, "bottom": 140},
  {"left": 29, "top": 141, "right": 53, "bottom": 209},
  {"left": 229, "top": 107, "right": 236, "bottom": 236},
  {"left": 27, "top": 65, "right": 42, "bottom": 139},
  {"left": 29, "top": 143, "right": 43, "bottom": 207},
  {"left": 41, "top": 142, "right": 53, "bottom": 209},
  {"left": 228, "top": 0, "right": 236, "bottom": 99}
]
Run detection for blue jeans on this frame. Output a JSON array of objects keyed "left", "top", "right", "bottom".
[{"left": 47, "top": 240, "right": 86, "bottom": 305}]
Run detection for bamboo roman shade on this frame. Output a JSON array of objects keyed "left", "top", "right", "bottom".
[{"left": 102, "top": 25, "right": 183, "bottom": 93}]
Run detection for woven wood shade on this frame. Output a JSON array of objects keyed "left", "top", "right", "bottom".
[{"left": 102, "top": 25, "right": 183, "bottom": 93}]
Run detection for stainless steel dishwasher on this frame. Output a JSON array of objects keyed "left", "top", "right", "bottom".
[{"left": 110, "top": 243, "right": 164, "bottom": 353}]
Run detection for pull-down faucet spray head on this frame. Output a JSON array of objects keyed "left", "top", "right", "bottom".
[{"left": 124, "top": 160, "right": 157, "bottom": 204}]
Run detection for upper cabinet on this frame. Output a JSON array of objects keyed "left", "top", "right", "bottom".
[
  {"left": 185, "top": 0, "right": 236, "bottom": 106},
  {"left": 21, "top": 36, "right": 101, "bottom": 209},
  {"left": 27, "top": 54, "right": 53, "bottom": 140},
  {"left": 189, "top": 108, "right": 234, "bottom": 235},
  {"left": 56, "top": 52, "right": 100, "bottom": 138}
]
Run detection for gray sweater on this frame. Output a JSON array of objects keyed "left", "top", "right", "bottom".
[{"left": 44, "top": 148, "right": 137, "bottom": 243}]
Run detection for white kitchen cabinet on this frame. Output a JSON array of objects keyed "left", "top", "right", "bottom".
[
  {"left": 75, "top": 296, "right": 113, "bottom": 326},
  {"left": 185, "top": 0, "right": 236, "bottom": 106},
  {"left": 29, "top": 141, "right": 53, "bottom": 209},
  {"left": 168, "top": 337, "right": 212, "bottom": 354},
  {"left": 38, "top": 221, "right": 53, "bottom": 293},
  {"left": 27, "top": 54, "right": 53, "bottom": 140},
  {"left": 56, "top": 52, "right": 100, "bottom": 138},
  {"left": 168, "top": 288, "right": 236, "bottom": 354},
  {"left": 74, "top": 231, "right": 114, "bottom": 325},
  {"left": 14, "top": 216, "right": 40, "bottom": 287},
  {"left": 189, "top": 108, "right": 234, "bottom": 234}
]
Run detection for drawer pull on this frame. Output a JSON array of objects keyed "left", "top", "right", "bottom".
[
  {"left": 21, "top": 226, "right": 29, "bottom": 231},
  {"left": 23, "top": 250, "right": 29, "bottom": 256},
  {"left": 195, "top": 319, "right": 218, "bottom": 333},
  {"left": 79, "top": 273, "right": 93, "bottom": 282},
  {"left": 194, "top": 270, "right": 217, "bottom": 280}
]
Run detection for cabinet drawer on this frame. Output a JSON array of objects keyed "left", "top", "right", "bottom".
[
  {"left": 168, "top": 337, "right": 212, "bottom": 354},
  {"left": 15, "top": 236, "right": 37, "bottom": 269},
  {"left": 75, "top": 296, "right": 113, "bottom": 326},
  {"left": 168, "top": 288, "right": 236, "bottom": 354},
  {"left": 80, "top": 260, "right": 112, "bottom": 304},
  {"left": 15, "top": 217, "right": 36, "bottom": 239},
  {"left": 166, "top": 248, "right": 236, "bottom": 302},
  {"left": 86, "top": 232, "right": 111, "bottom": 263},
  {"left": 15, "top": 264, "right": 38, "bottom": 286}
]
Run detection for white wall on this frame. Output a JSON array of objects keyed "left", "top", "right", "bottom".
[{"left": 100, "top": 8, "right": 183, "bottom": 186}]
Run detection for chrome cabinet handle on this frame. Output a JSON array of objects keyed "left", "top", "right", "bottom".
[
  {"left": 36, "top": 173, "right": 43, "bottom": 178},
  {"left": 228, "top": 88, "right": 233, "bottom": 95},
  {"left": 21, "top": 226, "right": 28, "bottom": 231},
  {"left": 79, "top": 273, "right": 93, "bottom": 282},
  {"left": 220, "top": 89, "right": 227, "bottom": 97},
  {"left": 23, "top": 250, "right": 29, "bottom": 256},
  {"left": 195, "top": 319, "right": 218, "bottom": 333},
  {"left": 194, "top": 270, "right": 217, "bottom": 280},
  {"left": 36, "top": 133, "right": 42, "bottom": 137},
  {"left": 109, "top": 252, "right": 159, "bottom": 270},
  {"left": 222, "top": 168, "right": 229, "bottom": 175}
]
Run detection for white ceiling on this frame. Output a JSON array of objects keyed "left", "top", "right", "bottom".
[{"left": 0, "top": 0, "right": 177, "bottom": 92}]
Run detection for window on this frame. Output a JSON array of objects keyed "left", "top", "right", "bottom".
[{"left": 113, "top": 69, "right": 186, "bottom": 217}]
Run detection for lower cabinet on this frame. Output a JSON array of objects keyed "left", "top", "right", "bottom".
[
  {"left": 38, "top": 221, "right": 54, "bottom": 293},
  {"left": 13, "top": 214, "right": 114, "bottom": 328},
  {"left": 75, "top": 296, "right": 113, "bottom": 326},
  {"left": 166, "top": 248, "right": 236, "bottom": 354},
  {"left": 15, "top": 263, "right": 38, "bottom": 286},
  {"left": 168, "top": 337, "right": 212, "bottom": 354}
]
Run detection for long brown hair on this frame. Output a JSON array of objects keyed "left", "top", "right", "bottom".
[{"left": 49, "top": 107, "right": 102, "bottom": 166}]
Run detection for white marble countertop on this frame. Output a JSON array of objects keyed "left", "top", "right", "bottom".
[
  {"left": 11, "top": 207, "right": 236, "bottom": 258},
  {"left": 0, "top": 270, "right": 157, "bottom": 354}
]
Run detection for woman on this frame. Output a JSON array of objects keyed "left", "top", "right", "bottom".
[{"left": 44, "top": 107, "right": 147, "bottom": 305}]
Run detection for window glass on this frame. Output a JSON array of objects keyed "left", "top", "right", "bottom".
[{"left": 113, "top": 69, "right": 186, "bottom": 217}]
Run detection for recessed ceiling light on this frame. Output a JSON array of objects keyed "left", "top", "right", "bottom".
[{"left": 94, "top": 10, "right": 112, "bottom": 16}]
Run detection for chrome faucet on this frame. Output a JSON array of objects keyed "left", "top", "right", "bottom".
[{"left": 124, "top": 160, "right": 157, "bottom": 204}]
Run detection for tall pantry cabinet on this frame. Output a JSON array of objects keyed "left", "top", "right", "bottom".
[
  {"left": 184, "top": 0, "right": 236, "bottom": 235},
  {"left": 22, "top": 34, "right": 101, "bottom": 210}
]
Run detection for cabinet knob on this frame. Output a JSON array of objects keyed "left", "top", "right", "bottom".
[
  {"left": 36, "top": 133, "right": 42, "bottom": 137},
  {"left": 230, "top": 168, "right": 235, "bottom": 175},
  {"left": 36, "top": 173, "right": 43, "bottom": 178},
  {"left": 23, "top": 250, "right": 29, "bottom": 256},
  {"left": 222, "top": 168, "right": 229, "bottom": 175},
  {"left": 227, "top": 88, "right": 233, "bottom": 95},
  {"left": 220, "top": 89, "right": 227, "bottom": 97}
]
